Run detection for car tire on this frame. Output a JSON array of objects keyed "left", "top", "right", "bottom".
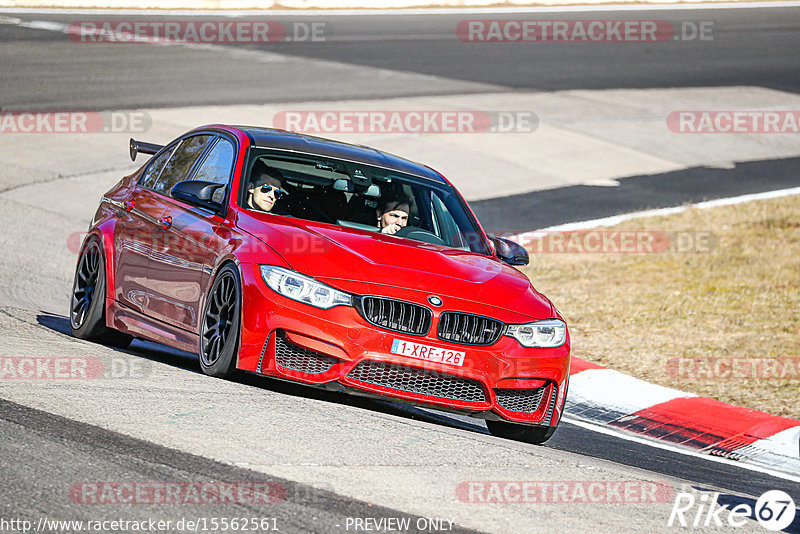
[
  {"left": 486, "top": 420, "right": 557, "bottom": 445},
  {"left": 70, "top": 236, "right": 133, "bottom": 348},
  {"left": 199, "top": 263, "right": 241, "bottom": 378}
]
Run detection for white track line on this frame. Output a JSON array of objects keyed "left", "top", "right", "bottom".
[
  {"left": 531, "top": 185, "right": 800, "bottom": 233},
  {"left": 563, "top": 415, "right": 800, "bottom": 484},
  {"left": 3, "top": 2, "right": 800, "bottom": 16}
]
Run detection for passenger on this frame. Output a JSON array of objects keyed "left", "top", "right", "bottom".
[
  {"left": 377, "top": 197, "right": 411, "bottom": 235},
  {"left": 246, "top": 161, "right": 286, "bottom": 213}
]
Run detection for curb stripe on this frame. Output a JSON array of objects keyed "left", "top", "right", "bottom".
[
  {"left": 611, "top": 397, "right": 799, "bottom": 450},
  {"left": 569, "top": 357, "right": 603, "bottom": 374},
  {"left": 748, "top": 427, "right": 800, "bottom": 474},
  {"left": 563, "top": 415, "right": 800, "bottom": 483},
  {"left": 556, "top": 186, "right": 800, "bottom": 473},
  {"left": 565, "top": 368, "right": 693, "bottom": 424},
  {"left": 567, "top": 357, "right": 800, "bottom": 472}
]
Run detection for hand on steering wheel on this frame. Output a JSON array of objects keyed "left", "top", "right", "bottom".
[{"left": 380, "top": 223, "right": 402, "bottom": 235}]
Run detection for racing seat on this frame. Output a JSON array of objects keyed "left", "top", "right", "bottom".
[{"left": 345, "top": 195, "right": 380, "bottom": 227}]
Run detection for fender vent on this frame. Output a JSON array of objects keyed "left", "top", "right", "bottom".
[
  {"left": 275, "top": 334, "right": 337, "bottom": 375},
  {"left": 494, "top": 387, "right": 547, "bottom": 413}
]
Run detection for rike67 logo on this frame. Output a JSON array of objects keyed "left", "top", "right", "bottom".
[{"left": 668, "top": 490, "right": 796, "bottom": 531}]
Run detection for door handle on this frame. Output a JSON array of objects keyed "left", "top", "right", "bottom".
[{"left": 159, "top": 216, "right": 172, "bottom": 230}]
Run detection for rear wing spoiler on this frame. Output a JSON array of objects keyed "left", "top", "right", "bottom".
[{"left": 129, "top": 138, "right": 164, "bottom": 162}]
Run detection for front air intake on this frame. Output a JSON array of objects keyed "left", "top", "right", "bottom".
[
  {"left": 494, "top": 387, "right": 548, "bottom": 413},
  {"left": 275, "top": 333, "right": 338, "bottom": 375},
  {"left": 348, "top": 360, "right": 486, "bottom": 403}
]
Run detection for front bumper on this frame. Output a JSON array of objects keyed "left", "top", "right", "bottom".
[{"left": 238, "top": 264, "right": 571, "bottom": 426}]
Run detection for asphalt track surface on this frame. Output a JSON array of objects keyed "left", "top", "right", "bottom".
[
  {"left": 1, "top": 398, "right": 481, "bottom": 534},
  {"left": 472, "top": 155, "right": 800, "bottom": 232},
  {"left": 2, "top": 8, "right": 800, "bottom": 109},
  {"left": 2, "top": 7, "right": 800, "bottom": 533}
]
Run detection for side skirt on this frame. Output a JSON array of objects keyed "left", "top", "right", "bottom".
[{"left": 106, "top": 298, "right": 199, "bottom": 354}]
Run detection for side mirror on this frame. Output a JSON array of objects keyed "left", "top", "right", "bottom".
[
  {"left": 171, "top": 180, "right": 225, "bottom": 213},
  {"left": 490, "top": 236, "right": 529, "bottom": 266}
]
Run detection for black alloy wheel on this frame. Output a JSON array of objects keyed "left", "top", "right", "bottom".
[
  {"left": 199, "top": 264, "right": 241, "bottom": 377},
  {"left": 70, "top": 240, "right": 101, "bottom": 330},
  {"left": 70, "top": 237, "right": 133, "bottom": 348}
]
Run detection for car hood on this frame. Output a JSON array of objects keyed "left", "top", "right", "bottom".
[{"left": 238, "top": 213, "right": 553, "bottom": 320}]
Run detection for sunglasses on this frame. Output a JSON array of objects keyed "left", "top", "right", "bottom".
[{"left": 259, "top": 184, "right": 287, "bottom": 199}]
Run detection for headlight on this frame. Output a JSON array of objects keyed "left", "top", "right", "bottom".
[
  {"left": 260, "top": 266, "right": 352, "bottom": 309},
  {"left": 505, "top": 319, "right": 567, "bottom": 348}
]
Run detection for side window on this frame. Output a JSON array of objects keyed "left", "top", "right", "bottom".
[
  {"left": 192, "top": 138, "right": 235, "bottom": 203},
  {"left": 149, "top": 135, "right": 212, "bottom": 195},
  {"left": 430, "top": 191, "right": 467, "bottom": 249},
  {"left": 139, "top": 146, "right": 174, "bottom": 190}
]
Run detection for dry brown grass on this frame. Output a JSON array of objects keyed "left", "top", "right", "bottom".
[{"left": 520, "top": 194, "right": 800, "bottom": 420}]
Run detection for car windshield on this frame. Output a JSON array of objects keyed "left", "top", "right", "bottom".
[{"left": 241, "top": 150, "right": 491, "bottom": 255}]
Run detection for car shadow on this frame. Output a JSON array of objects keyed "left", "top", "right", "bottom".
[
  {"left": 35, "top": 313, "right": 489, "bottom": 437},
  {"left": 36, "top": 312, "right": 72, "bottom": 336},
  {"left": 37, "top": 312, "right": 200, "bottom": 372},
  {"left": 235, "top": 369, "right": 490, "bottom": 436}
]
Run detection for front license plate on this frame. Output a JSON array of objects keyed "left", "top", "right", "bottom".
[{"left": 390, "top": 339, "right": 466, "bottom": 367}]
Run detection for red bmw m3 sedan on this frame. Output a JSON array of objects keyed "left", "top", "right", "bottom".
[{"left": 70, "top": 125, "right": 570, "bottom": 444}]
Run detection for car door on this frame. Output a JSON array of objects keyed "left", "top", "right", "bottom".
[
  {"left": 115, "top": 133, "right": 213, "bottom": 327},
  {"left": 114, "top": 143, "right": 175, "bottom": 314},
  {"left": 145, "top": 134, "right": 237, "bottom": 332}
]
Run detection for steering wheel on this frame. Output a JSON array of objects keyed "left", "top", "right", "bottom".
[{"left": 394, "top": 225, "right": 446, "bottom": 246}]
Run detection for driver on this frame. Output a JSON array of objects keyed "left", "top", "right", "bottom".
[
  {"left": 246, "top": 160, "right": 286, "bottom": 213},
  {"left": 377, "top": 197, "right": 410, "bottom": 235}
]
